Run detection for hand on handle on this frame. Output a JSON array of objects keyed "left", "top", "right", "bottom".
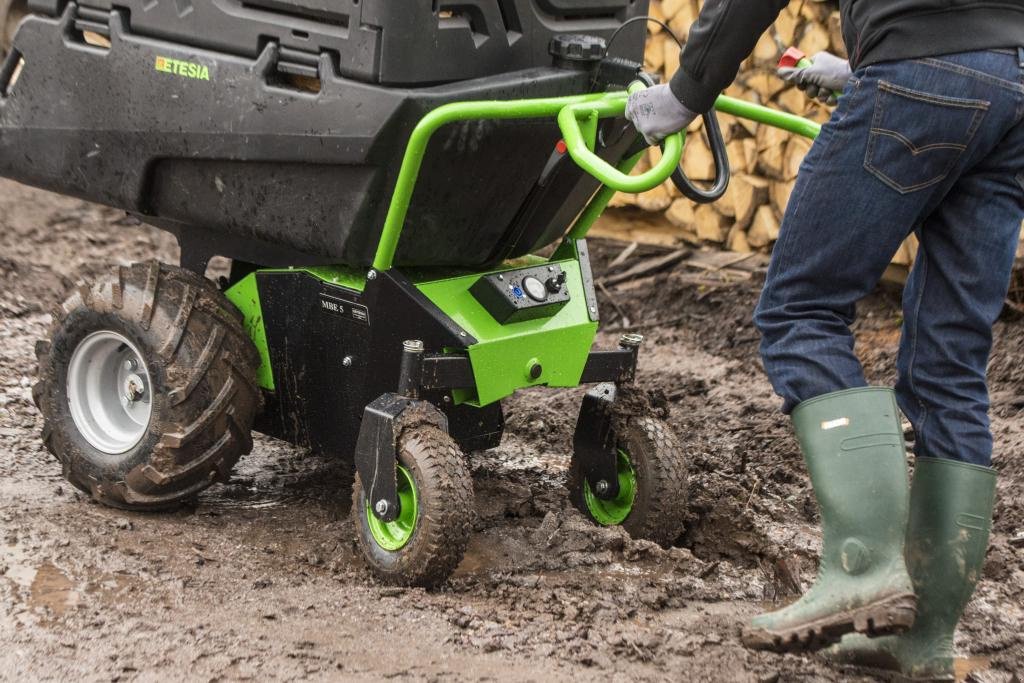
[
  {"left": 624, "top": 83, "right": 699, "bottom": 145},
  {"left": 777, "top": 48, "right": 851, "bottom": 106}
]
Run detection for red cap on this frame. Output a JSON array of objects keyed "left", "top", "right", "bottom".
[
  {"left": 778, "top": 46, "right": 807, "bottom": 69},
  {"left": 555, "top": 139, "right": 567, "bottom": 154}
]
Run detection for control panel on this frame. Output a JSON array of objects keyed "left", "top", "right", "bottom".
[{"left": 470, "top": 264, "right": 571, "bottom": 324}]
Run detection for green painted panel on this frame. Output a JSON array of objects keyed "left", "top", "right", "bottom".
[
  {"left": 416, "top": 259, "right": 598, "bottom": 406},
  {"left": 224, "top": 273, "right": 274, "bottom": 390}
]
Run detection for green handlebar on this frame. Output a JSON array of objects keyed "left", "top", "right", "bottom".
[
  {"left": 557, "top": 82, "right": 685, "bottom": 194},
  {"left": 372, "top": 81, "right": 822, "bottom": 273}
]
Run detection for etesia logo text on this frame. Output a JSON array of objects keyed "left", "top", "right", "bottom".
[{"left": 155, "top": 56, "right": 210, "bottom": 81}]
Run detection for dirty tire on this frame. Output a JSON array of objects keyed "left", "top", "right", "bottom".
[
  {"left": 569, "top": 416, "right": 689, "bottom": 547},
  {"left": 33, "top": 261, "right": 262, "bottom": 510},
  {"left": 352, "top": 425, "right": 473, "bottom": 589}
]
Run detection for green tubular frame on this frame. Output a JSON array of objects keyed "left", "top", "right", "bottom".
[{"left": 373, "top": 83, "right": 821, "bottom": 271}]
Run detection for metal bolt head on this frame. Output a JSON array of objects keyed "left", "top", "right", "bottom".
[
  {"left": 366, "top": 269, "right": 377, "bottom": 281},
  {"left": 374, "top": 499, "right": 389, "bottom": 516},
  {"left": 342, "top": 356, "right": 353, "bottom": 367},
  {"left": 619, "top": 333, "right": 644, "bottom": 349},
  {"left": 403, "top": 339, "right": 425, "bottom": 353},
  {"left": 595, "top": 480, "right": 610, "bottom": 495},
  {"left": 589, "top": 306, "right": 597, "bottom": 313},
  {"left": 123, "top": 358, "right": 137, "bottom": 371},
  {"left": 124, "top": 374, "right": 145, "bottom": 402}
]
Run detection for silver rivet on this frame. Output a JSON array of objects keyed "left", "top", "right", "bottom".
[
  {"left": 374, "top": 499, "right": 389, "bottom": 516},
  {"left": 342, "top": 356, "right": 353, "bottom": 367},
  {"left": 497, "top": 274, "right": 504, "bottom": 281},
  {"left": 595, "top": 480, "right": 609, "bottom": 495},
  {"left": 367, "top": 270, "right": 377, "bottom": 281},
  {"left": 459, "top": 331, "right": 467, "bottom": 337},
  {"left": 589, "top": 306, "right": 597, "bottom": 313}
]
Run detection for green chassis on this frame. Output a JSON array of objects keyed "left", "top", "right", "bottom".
[{"left": 225, "top": 86, "right": 820, "bottom": 407}]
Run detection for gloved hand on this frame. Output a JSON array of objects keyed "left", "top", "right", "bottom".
[
  {"left": 777, "top": 51, "right": 852, "bottom": 105},
  {"left": 625, "top": 84, "right": 699, "bottom": 146}
]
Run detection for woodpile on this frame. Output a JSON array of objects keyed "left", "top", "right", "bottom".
[{"left": 598, "top": 0, "right": 929, "bottom": 279}]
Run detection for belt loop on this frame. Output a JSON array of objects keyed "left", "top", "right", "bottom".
[{"left": 1018, "top": 46, "right": 1024, "bottom": 69}]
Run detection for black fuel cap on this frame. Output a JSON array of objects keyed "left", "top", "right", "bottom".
[{"left": 549, "top": 34, "right": 607, "bottom": 69}]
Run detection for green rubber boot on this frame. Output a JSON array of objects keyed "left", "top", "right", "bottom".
[
  {"left": 826, "top": 456, "right": 997, "bottom": 681},
  {"left": 743, "top": 387, "right": 918, "bottom": 652}
]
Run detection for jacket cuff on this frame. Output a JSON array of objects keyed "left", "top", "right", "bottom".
[{"left": 669, "top": 67, "right": 720, "bottom": 115}]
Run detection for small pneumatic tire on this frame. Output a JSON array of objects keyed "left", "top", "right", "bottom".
[
  {"left": 352, "top": 425, "right": 473, "bottom": 588},
  {"left": 33, "top": 261, "right": 262, "bottom": 510},
  {"left": 568, "top": 416, "right": 690, "bottom": 547}
]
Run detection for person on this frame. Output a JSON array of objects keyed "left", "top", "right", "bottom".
[{"left": 624, "top": 1, "right": 1024, "bottom": 680}]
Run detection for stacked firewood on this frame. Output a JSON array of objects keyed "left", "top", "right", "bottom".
[{"left": 603, "top": 0, "right": 920, "bottom": 273}]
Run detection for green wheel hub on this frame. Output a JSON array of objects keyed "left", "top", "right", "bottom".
[
  {"left": 366, "top": 465, "right": 419, "bottom": 551},
  {"left": 583, "top": 449, "right": 637, "bottom": 526}
]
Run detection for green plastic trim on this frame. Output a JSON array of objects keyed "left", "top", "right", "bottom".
[
  {"left": 366, "top": 465, "right": 419, "bottom": 551},
  {"left": 415, "top": 258, "right": 598, "bottom": 406},
  {"left": 584, "top": 450, "right": 637, "bottom": 526},
  {"left": 373, "top": 83, "right": 684, "bottom": 272},
  {"left": 223, "top": 273, "right": 274, "bottom": 390}
]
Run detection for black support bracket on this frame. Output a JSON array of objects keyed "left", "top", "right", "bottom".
[
  {"left": 573, "top": 382, "right": 620, "bottom": 500},
  {"left": 354, "top": 393, "right": 448, "bottom": 523}
]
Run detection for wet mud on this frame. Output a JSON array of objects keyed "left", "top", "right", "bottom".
[{"left": 1, "top": 179, "right": 1022, "bottom": 681}]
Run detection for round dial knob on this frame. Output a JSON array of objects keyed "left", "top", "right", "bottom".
[{"left": 521, "top": 276, "right": 548, "bottom": 302}]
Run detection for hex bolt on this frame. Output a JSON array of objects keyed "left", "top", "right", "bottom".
[
  {"left": 366, "top": 269, "right": 377, "bottom": 281},
  {"left": 374, "top": 499, "right": 390, "bottom": 516},
  {"left": 342, "top": 356, "right": 353, "bottom": 367},
  {"left": 123, "top": 358, "right": 137, "bottom": 371},
  {"left": 124, "top": 374, "right": 145, "bottom": 402},
  {"left": 595, "top": 480, "right": 610, "bottom": 495},
  {"left": 619, "top": 333, "right": 645, "bottom": 349}
]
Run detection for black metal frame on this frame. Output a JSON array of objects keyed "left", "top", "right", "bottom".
[{"left": 355, "top": 333, "right": 645, "bottom": 521}]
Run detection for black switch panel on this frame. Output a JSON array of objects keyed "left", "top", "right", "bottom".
[{"left": 470, "top": 264, "right": 571, "bottom": 324}]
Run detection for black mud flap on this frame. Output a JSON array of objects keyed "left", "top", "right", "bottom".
[
  {"left": 573, "top": 382, "right": 621, "bottom": 499},
  {"left": 354, "top": 393, "right": 448, "bottom": 523}
]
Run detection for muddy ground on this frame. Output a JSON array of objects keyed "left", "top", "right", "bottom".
[{"left": 1, "top": 181, "right": 1022, "bottom": 682}]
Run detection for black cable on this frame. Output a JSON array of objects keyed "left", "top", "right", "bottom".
[{"left": 605, "top": 15, "right": 682, "bottom": 56}]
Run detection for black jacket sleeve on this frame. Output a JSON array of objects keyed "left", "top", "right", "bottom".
[{"left": 669, "top": 0, "right": 789, "bottom": 113}]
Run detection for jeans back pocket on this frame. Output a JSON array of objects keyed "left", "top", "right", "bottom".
[{"left": 864, "top": 81, "right": 989, "bottom": 194}]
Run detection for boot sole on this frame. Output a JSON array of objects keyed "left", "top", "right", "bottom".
[{"left": 742, "top": 592, "right": 917, "bottom": 653}]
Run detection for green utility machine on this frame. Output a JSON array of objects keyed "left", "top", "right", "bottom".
[{"left": 1, "top": 2, "right": 819, "bottom": 586}]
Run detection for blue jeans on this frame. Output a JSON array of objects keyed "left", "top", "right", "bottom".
[{"left": 754, "top": 49, "right": 1024, "bottom": 467}]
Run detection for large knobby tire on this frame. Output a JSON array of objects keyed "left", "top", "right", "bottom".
[
  {"left": 352, "top": 425, "right": 473, "bottom": 588},
  {"left": 33, "top": 261, "right": 262, "bottom": 510},
  {"left": 569, "top": 415, "right": 689, "bottom": 547}
]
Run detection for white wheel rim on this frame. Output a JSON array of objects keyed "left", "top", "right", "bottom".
[{"left": 67, "top": 331, "right": 153, "bottom": 454}]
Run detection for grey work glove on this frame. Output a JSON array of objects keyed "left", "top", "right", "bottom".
[
  {"left": 625, "top": 84, "right": 699, "bottom": 146},
  {"left": 777, "top": 51, "right": 852, "bottom": 105}
]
